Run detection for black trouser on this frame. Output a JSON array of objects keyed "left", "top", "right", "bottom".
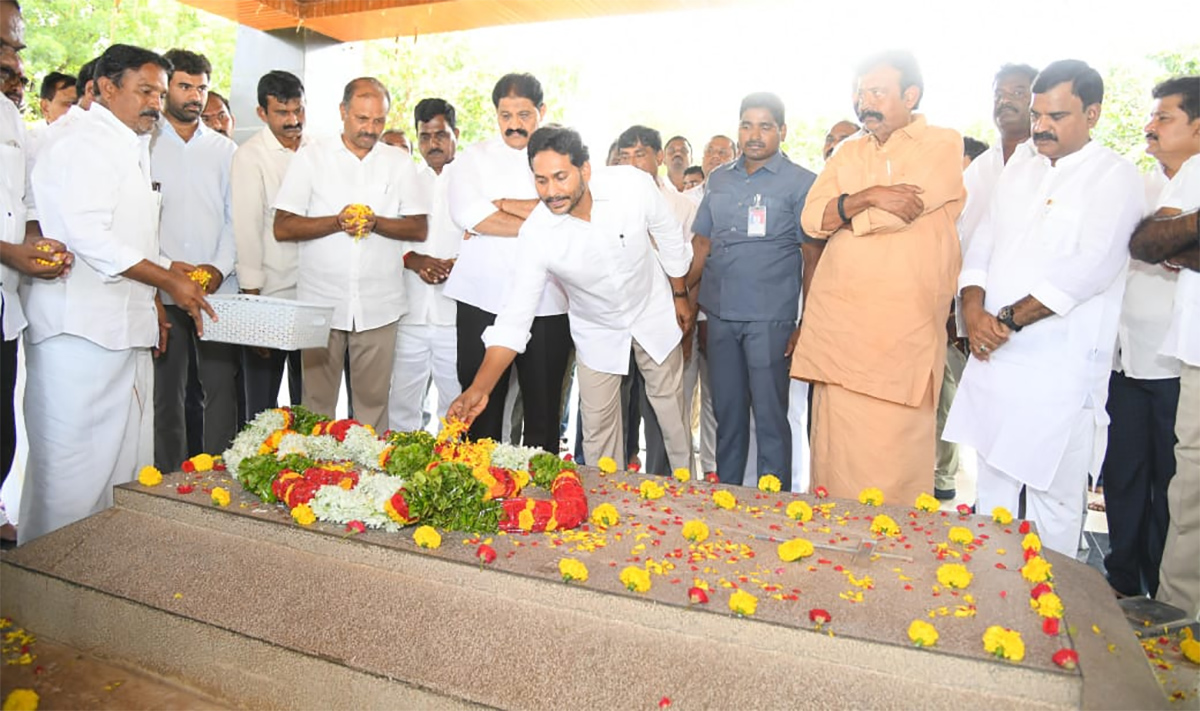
[
  {"left": 456, "top": 302, "right": 571, "bottom": 452},
  {"left": 1, "top": 316, "right": 16, "bottom": 484},
  {"left": 242, "top": 346, "right": 303, "bottom": 420},
  {"left": 1101, "top": 370, "right": 1180, "bottom": 597}
]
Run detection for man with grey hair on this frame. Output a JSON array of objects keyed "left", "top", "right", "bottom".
[{"left": 274, "top": 77, "right": 429, "bottom": 431}]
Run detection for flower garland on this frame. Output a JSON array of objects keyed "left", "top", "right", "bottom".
[{"left": 221, "top": 408, "right": 585, "bottom": 535}]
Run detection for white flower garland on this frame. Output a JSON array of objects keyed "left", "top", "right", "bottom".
[{"left": 308, "top": 472, "right": 406, "bottom": 532}]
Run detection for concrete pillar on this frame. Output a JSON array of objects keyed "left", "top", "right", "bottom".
[{"left": 229, "top": 26, "right": 364, "bottom": 145}]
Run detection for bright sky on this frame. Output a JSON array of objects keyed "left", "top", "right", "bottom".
[{"left": 421, "top": 0, "right": 1199, "bottom": 162}]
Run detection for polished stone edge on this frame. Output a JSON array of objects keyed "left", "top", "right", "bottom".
[{"left": 0, "top": 564, "right": 481, "bottom": 711}]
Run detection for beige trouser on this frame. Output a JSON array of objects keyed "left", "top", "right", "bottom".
[
  {"left": 1158, "top": 363, "right": 1200, "bottom": 620},
  {"left": 934, "top": 343, "right": 968, "bottom": 491},
  {"left": 302, "top": 322, "right": 398, "bottom": 432},
  {"left": 579, "top": 340, "right": 692, "bottom": 473}
]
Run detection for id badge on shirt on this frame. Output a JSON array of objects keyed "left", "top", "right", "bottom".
[{"left": 747, "top": 193, "right": 766, "bottom": 237}]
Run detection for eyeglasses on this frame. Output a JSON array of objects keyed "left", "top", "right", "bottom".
[{"left": 0, "top": 66, "right": 29, "bottom": 89}]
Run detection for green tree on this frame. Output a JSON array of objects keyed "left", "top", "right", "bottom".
[{"left": 23, "top": 0, "right": 236, "bottom": 122}]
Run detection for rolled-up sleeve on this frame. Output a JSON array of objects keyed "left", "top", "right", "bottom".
[
  {"left": 394, "top": 156, "right": 431, "bottom": 217},
  {"left": 644, "top": 176, "right": 691, "bottom": 277},
  {"left": 272, "top": 148, "right": 314, "bottom": 219},
  {"left": 448, "top": 151, "right": 499, "bottom": 233},
  {"left": 800, "top": 160, "right": 841, "bottom": 240},
  {"left": 482, "top": 225, "right": 547, "bottom": 353},
  {"left": 959, "top": 208, "right": 994, "bottom": 292},
  {"left": 1030, "top": 162, "right": 1145, "bottom": 316}
]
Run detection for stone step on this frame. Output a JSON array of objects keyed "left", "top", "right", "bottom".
[{"left": 1, "top": 476, "right": 1168, "bottom": 709}]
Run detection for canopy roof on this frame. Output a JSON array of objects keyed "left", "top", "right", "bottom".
[{"left": 179, "top": 0, "right": 737, "bottom": 41}]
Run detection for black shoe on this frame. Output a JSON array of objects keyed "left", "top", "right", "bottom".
[
  {"left": 934, "top": 488, "right": 956, "bottom": 501},
  {"left": 0, "top": 538, "right": 16, "bottom": 550}
]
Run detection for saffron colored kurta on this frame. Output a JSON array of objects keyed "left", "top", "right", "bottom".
[{"left": 791, "top": 115, "right": 964, "bottom": 505}]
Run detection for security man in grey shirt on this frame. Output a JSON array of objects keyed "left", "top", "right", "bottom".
[{"left": 687, "top": 92, "right": 816, "bottom": 491}]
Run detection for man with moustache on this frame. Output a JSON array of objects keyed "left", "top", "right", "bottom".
[
  {"left": 1100, "top": 76, "right": 1198, "bottom": 602},
  {"left": 233, "top": 70, "right": 309, "bottom": 418},
  {"left": 150, "top": 48, "right": 239, "bottom": 471},
  {"left": 1127, "top": 76, "right": 1200, "bottom": 619},
  {"left": 448, "top": 125, "right": 693, "bottom": 471},
  {"left": 664, "top": 135, "right": 692, "bottom": 192},
  {"left": 793, "top": 50, "right": 964, "bottom": 506},
  {"left": 25, "top": 43, "right": 214, "bottom": 543},
  {"left": 945, "top": 60, "right": 1144, "bottom": 557},
  {"left": 823, "top": 120, "right": 859, "bottom": 160},
  {"left": 445, "top": 73, "right": 570, "bottom": 452},
  {"left": 201, "top": 90, "right": 234, "bottom": 138},
  {"left": 690, "top": 92, "right": 816, "bottom": 491},
  {"left": 389, "top": 98, "right": 463, "bottom": 432},
  {"left": 274, "top": 77, "right": 428, "bottom": 432}
]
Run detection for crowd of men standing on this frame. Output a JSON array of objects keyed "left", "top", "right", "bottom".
[{"left": 0, "top": 0, "right": 1196, "bottom": 621}]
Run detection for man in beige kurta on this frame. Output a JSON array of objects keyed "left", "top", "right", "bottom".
[{"left": 790, "top": 50, "right": 964, "bottom": 506}]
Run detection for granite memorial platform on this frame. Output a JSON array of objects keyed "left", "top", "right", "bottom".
[{"left": 0, "top": 466, "right": 1170, "bottom": 709}]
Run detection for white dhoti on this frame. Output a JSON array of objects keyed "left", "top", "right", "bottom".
[
  {"left": 19, "top": 334, "right": 153, "bottom": 544},
  {"left": 388, "top": 323, "right": 460, "bottom": 433}
]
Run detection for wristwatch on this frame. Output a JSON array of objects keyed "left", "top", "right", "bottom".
[{"left": 997, "top": 305, "right": 1022, "bottom": 332}]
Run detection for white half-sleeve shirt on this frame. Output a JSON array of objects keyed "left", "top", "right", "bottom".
[
  {"left": 1158, "top": 153, "right": 1200, "bottom": 367},
  {"left": 273, "top": 134, "right": 428, "bottom": 332},
  {"left": 401, "top": 161, "right": 463, "bottom": 327},
  {"left": 483, "top": 166, "right": 692, "bottom": 374}
]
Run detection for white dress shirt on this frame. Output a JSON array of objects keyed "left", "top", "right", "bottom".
[
  {"left": 27, "top": 103, "right": 166, "bottom": 350},
  {"left": 232, "top": 126, "right": 310, "bottom": 299},
  {"left": 0, "top": 95, "right": 29, "bottom": 340},
  {"left": 660, "top": 179, "right": 696, "bottom": 239},
  {"left": 273, "top": 134, "right": 428, "bottom": 332},
  {"left": 401, "top": 161, "right": 462, "bottom": 327},
  {"left": 483, "top": 166, "right": 692, "bottom": 374},
  {"left": 151, "top": 119, "right": 238, "bottom": 300},
  {"left": 1158, "top": 153, "right": 1200, "bottom": 367},
  {"left": 946, "top": 140, "right": 1145, "bottom": 490},
  {"left": 445, "top": 136, "right": 567, "bottom": 316},
  {"left": 958, "top": 140, "right": 1037, "bottom": 251},
  {"left": 1112, "top": 167, "right": 1179, "bottom": 379}
]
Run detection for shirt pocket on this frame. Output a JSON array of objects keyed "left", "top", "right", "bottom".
[{"left": 1037, "top": 204, "right": 1085, "bottom": 257}]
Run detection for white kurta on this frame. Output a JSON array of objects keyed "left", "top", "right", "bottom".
[
  {"left": 444, "top": 136, "right": 568, "bottom": 316},
  {"left": 0, "top": 94, "right": 30, "bottom": 340},
  {"left": 401, "top": 161, "right": 462, "bottom": 327},
  {"left": 1158, "top": 154, "right": 1200, "bottom": 368},
  {"left": 483, "top": 166, "right": 691, "bottom": 375},
  {"left": 945, "top": 140, "right": 1145, "bottom": 490},
  {"left": 22, "top": 103, "right": 163, "bottom": 544},
  {"left": 957, "top": 140, "right": 1037, "bottom": 253}
]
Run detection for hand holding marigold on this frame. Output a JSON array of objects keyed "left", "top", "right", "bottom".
[{"left": 338, "top": 203, "right": 375, "bottom": 239}]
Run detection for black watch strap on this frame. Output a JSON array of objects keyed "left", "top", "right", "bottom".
[{"left": 998, "top": 306, "right": 1022, "bottom": 332}]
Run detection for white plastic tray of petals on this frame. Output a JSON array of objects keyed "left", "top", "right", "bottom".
[{"left": 199, "top": 294, "right": 333, "bottom": 350}]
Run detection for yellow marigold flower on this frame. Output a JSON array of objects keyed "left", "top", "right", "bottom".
[
  {"left": 992, "top": 506, "right": 1014, "bottom": 525},
  {"left": 639, "top": 479, "right": 666, "bottom": 500},
  {"left": 187, "top": 267, "right": 212, "bottom": 289},
  {"left": 982, "top": 625, "right": 1025, "bottom": 661},
  {"left": 137, "top": 465, "right": 163, "bottom": 487},
  {"left": 2, "top": 689, "right": 39, "bottom": 711},
  {"left": 682, "top": 519, "right": 710, "bottom": 543},
  {"left": 948, "top": 526, "right": 974, "bottom": 545},
  {"left": 785, "top": 500, "right": 813, "bottom": 523},
  {"left": 1030, "top": 591, "right": 1064, "bottom": 619},
  {"left": 413, "top": 525, "right": 442, "bottom": 549},
  {"left": 511, "top": 469, "right": 531, "bottom": 489},
  {"left": 758, "top": 474, "right": 782, "bottom": 493},
  {"left": 188, "top": 453, "right": 215, "bottom": 472},
  {"left": 1021, "top": 556, "right": 1053, "bottom": 584},
  {"left": 1021, "top": 532, "right": 1042, "bottom": 552},
  {"left": 210, "top": 487, "right": 231, "bottom": 507},
  {"left": 291, "top": 504, "right": 316, "bottom": 526},
  {"left": 729, "top": 589, "right": 758, "bottom": 617},
  {"left": 870, "top": 514, "right": 900, "bottom": 537},
  {"left": 712, "top": 490, "right": 737, "bottom": 510},
  {"left": 620, "top": 565, "right": 652, "bottom": 593},
  {"left": 559, "top": 558, "right": 589, "bottom": 583},
  {"left": 517, "top": 508, "right": 535, "bottom": 531},
  {"left": 936, "top": 563, "right": 973, "bottom": 589},
  {"left": 1181, "top": 628, "right": 1200, "bottom": 664},
  {"left": 777, "top": 538, "right": 815, "bottom": 562},
  {"left": 914, "top": 492, "right": 940, "bottom": 512},
  {"left": 597, "top": 456, "right": 618, "bottom": 474},
  {"left": 858, "top": 487, "right": 884, "bottom": 506},
  {"left": 591, "top": 503, "right": 620, "bottom": 528},
  {"left": 908, "top": 619, "right": 939, "bottom": 647},
  {"left": 673, "top": 467, "right": 691, "bottom": 483}
]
